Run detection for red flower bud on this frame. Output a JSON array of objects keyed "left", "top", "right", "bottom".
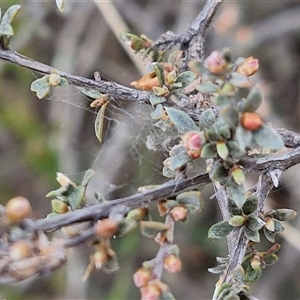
[
  {"left": 182, "top": 131, "right": 205, "bottom": 159},
  {"left": 205, "top": 51, "right": 227, "bottom": 74},
  {"left": 240, "top": 112, "right": 263, "bottom": 131}
]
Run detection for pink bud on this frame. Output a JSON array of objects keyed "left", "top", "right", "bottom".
[
  {"left": 133, "top": 267, "right": 152, "bottom": 288},
  {"left": 170, "top": 206, "right": 188, "bottom": 221},
  {"left": 163, "top": 254, "right": 182, "bottom": 273},
  {"left": 204, "top": 51, "right": 227, "bottom": 74},
  {"left": 237, "top": 57, "right": 259, "bottom": 76},
  {"left": 140, "top": 282, "right": 162, "bottom": 300},
  {"left": 182, "top": 131, "right": 205, "bottom": 159}
]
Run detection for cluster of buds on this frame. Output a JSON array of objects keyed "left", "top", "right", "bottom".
[{"left": 130, "top": 62, "right": 177, "bottom": 92}]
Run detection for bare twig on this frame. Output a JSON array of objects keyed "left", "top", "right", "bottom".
[
  {"left": 23, "top": 172, "right": 210, "bottom": 233},
  {"left": 152, "top": 0, "right": 223, "bottom": 56},
  {"left": 19, "top": 145, "right": 300, "bottom": 238},
  {"left": 0, "top": 48, "right": 150, "bottom": 105}
]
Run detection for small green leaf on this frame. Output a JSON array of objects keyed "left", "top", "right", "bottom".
[
  {"left": 164, "top": 106, "right": 198, "bottom": 133},
  {"left": 149, "top": 94, "right": 166, "bottom": 106},
  {"left": 208, "top": 264, "right": 227, "bottom": 274},
  {"left": 77, "top": 86, "right": 102, "bottom": 99},
  {"left": 273, "top": 219, "right": 284, "bottom": 233},
  {"left": 228, "top": 215, "right": 246, "bottom": 227},
  {"left": 231, "top": 167, "right": 245, "bottom": 185},
  {"left": 263, "top": 254, "right": 278, "bottom": 266},
  {"left": 263, "top": 227, "right": 276, "bottom": 243},
  {"left": 188, "top": 60, "right": 207, "bottom": 75},
  {"left": 227, "top": 141, "right": 245, "bottom": 160},
  {"left": 94, "top": 101, "right": 109, "bottom": 142},
  {"left": 94, "top": 190, "right": 105, "bottom": 202},
  {"left": 205, "top": 129, "right": 220, "bottom": 142},
  {"left": 227, "top": 181, "right": 246, "bottom": 208},
  {"left": 103, "top": 253, "right": 119, "bottom": 273},
  {"left": 244, "top": 265, "right": 262, "bottom": 283},
  {"left": 229, "top": 73, "right": 251, "bottom": 88},
  {"left": 36, "top": 85, "right": 51, "bottom": 99},
  {"left": 168, "top": 50, "right": 183, "bottom": 66},
  {"left": 208, "top": 220, "right": 235, "bottom": 239},
  {"left": 197, "top": 82, "right": 219, "bottom": 94},
  {"left": 169, "top": 82, "right": 183, "bottom": 90},
  {"left": 116, "top": 219, "right": 137, "bottom": 237},
  {"left": 199, "top": 108, "right": 216, "bottom": 130},
  {"left": 165, "top": 199, "right": 180, "bottom": 211},
  {"left": 216, "top": 124, "right": 231, "bottom": 140},
  {"left": 253, "top": 125, "right": 284, "bottom": 151},
  {"left": 168, "top": 151, "right": 191, "bottom": 170},
  {"left": 244, "top": 226, "right": 260, "bottom": 243},
  {"left": 140, "top": 221, "right": 169, "bottom": 238},
  {"left": 59, "top": 77, "right": 68, "bottom": 87},
  {"left": 221, "top": 82, "right": 236, "bottom": 96},
  {"left": 51, "top": 199, "right": 68, "bottom": 214},
  {"left": 217, "top": 141, "right": 229, "bottom": 160},
  {"left": 56, "top": 0, "right": 66, "bottom": 12},
  {"left": 227, "top": 198, "right": 242, "bottom": 216},
  {"left": 175, "top": 71, "right": 196, "bottom": 88},
  {"left": 0, "top": 24, "right": 13, "bottom": 36},
  {"left": 46, "top": 186, "right": 68, "bottom": 199},
  {"left": 151, "top": 103, "right": 165, "bottom": 120},
  {"left": 162, "top": 164, "right": 177, "bottom": 178},
  {"left": 232, "top": 265, "right": 245, "bottom": 282},
  {"left": 235, "top": 125, "right": 253, "bottom": 150},
  {"left": 209, "top": 164, "right": 229, "bottom": 185},
  {"left": 176, "top": 191, "right": 203, "bottom": 213},
  {"left": 68, "top": 186, "right": 85, "bottom": 210},
  {"left": 0, "top": 5, "right": 21, "bottom": 36},
  {"left": 31, "top": 76, "right": 49, "bottom": 92},
  {"left": 201, "top": 142, "right": 217, "bottom": 158},
  {"left": 81, "top": 169, "right": 95, "bottom": 186},
  {"left": 268, "top": 208, "right": 297, "bottom": 221},
  {"left": 242, "top": 195, "right": 258, "bottom": 215},
  {"left": 246, "top": 215, "right": 264, "bottom": 231},
  {"left": 223, "top": 291, "right": 240, "bottom": 300},
  {"left": 221, "top": 47, "right": 233, "bottom": 62},
  {"left": 222, "top": 107, "right": 239, "bottom": 128},
  {"left": 212, "top": 95, "right": 231, "bottom": 108},
  {"left": 153, "top": 62, "right": 165, "bottom": 86},
  {"left": 238, "top": 86, "right": 262, "bottom": 113},
  {"left": 31, "top": 76, "right": 51, "bottom": 99}
]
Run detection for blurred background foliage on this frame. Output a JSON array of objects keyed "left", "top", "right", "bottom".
[{"left": 1, "top": 1, "right": 300, "bottom": 299}]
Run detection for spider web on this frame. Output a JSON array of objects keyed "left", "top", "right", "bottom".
[{"left": 46, "top": 80, "right": 177, "bottom": 203}]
